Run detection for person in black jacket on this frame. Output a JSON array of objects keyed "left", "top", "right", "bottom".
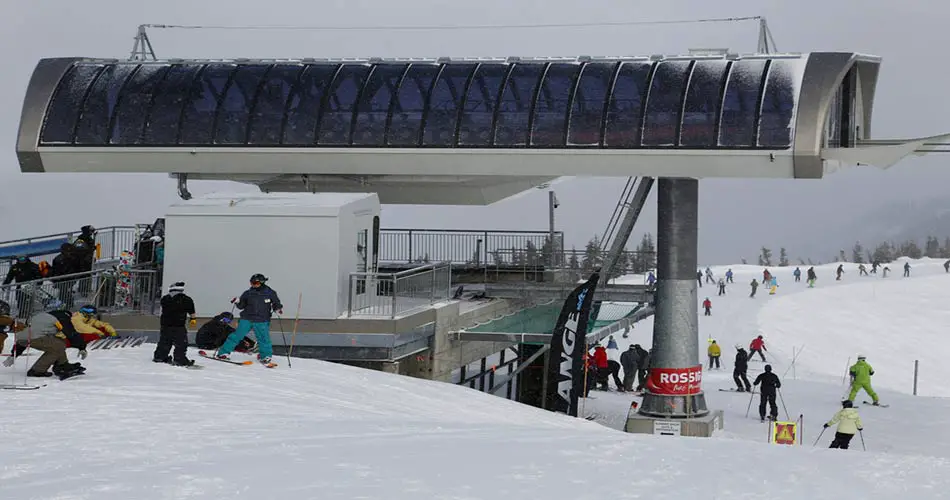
[
  {"left": 753, "top": 364, "right": 782, "bottom": 422},
  {"left": 217, "top": 274, "right": 282, "bottom": 365},
  {"left": 619, "top": 345, "right": 639, "bottom": 392},
  {"left": 195, "top": 312, "right": 257, "bottom": 353},
  {"left": 153, "top": 281, "right": 197, "bottom": 366},
  {"left": 733, "top": 345, "right": 752, "bottom": 392}
]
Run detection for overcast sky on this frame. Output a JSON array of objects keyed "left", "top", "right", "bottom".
[{"left": 2, "top": 0, "right": 948, "bottom": 264}]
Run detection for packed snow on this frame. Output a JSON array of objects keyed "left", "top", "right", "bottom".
[{"left": 3, "top": 258, "right": 950, "bottom": 499}]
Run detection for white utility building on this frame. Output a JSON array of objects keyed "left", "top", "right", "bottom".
[{"left": 162, "top": 192, "right": 381, "bottom": 319}]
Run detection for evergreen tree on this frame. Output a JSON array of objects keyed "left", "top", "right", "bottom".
[
  {"left": 525, "top": 240, "right": 540, "bottom": 267},
  {"left": 925, "top": 235, "right": 941, "bottom": 258},
  {"left": 839, "top": 249, "right": 847, "bottom": 262},
  {"left": 899, "top": 240, "right": 923, "bottom": 259},
  {"left": 871, "top": 242, "right": 892, "bottom": 264},
  {"left": 851, "top": 242, "right": 864, "bottom": 264},
  {"left": 758, "top": 247, "right": 773, "bottom": 267},
  {"left": 637, "top": 233, "right": 657, "bottom": 271},
  {"left": 581, "top": 236, "right": 603, "bottom": 272},
  {"left": 943, "top": 237, "right": 950, "bottom": 259},
  {"left": 511, "top": 246, "right": 526, "bottom": 266},
  {"left": 491, "top": 250, "right": 504, "bottom": 265},
  {"left": 568, "top": 248, "right": 580, "bottom": 270},
  {"left": 779, "top": 248, "right": 789, "bottom": 267}
]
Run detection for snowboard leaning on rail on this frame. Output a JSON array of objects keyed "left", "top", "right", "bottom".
[{"left": 198, "top": 350, "right": 276, "bottom": 368}]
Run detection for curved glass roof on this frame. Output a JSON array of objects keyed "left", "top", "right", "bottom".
[{"left": 37, "top": 56, "right": 804, "bottom": 150}]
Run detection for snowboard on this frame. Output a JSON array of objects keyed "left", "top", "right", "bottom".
[
  {"left": 862, "top": 401, "right": 889, "bottom": 408},
  {"left": 0, "top": 384, "right": 45, "bottom": 390},
  {"left": 198, "top": 350, "right": 254, "bottom": 366}
]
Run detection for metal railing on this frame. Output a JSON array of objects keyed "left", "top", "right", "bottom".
[
  {"left": 378, "top": 229, "right": 562, "bottom": 266},
  {"left": 0, "top": 266, "right": 161, "bottom": 320},
  {"left": 482, "top": 248, "right": 656, "bottom": 283},
  {"left": 0, "top": 226, "right": 140, "bottom": 278},
  {"left": 347, "top": 262, "right": 453, "bottom": 318}
]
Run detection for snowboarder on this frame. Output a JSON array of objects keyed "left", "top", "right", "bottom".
[
  {"left": 858, "top": 263, "right": 868, "bottom": 276},
  {"left": 705, "top": 267, "right": 714, "bottom": 284},
  {"left": 702, "top": 297, "right": 712, "bottom": 316},
  {"left": 903, "top": 262, "right": 911, "bottom": 277},
  {"left": 750, "top": 278, "right": 759, "bottom": 298},
  {"left": 620, "top": 344, "right": 639, "bottom": 392},
  {"left": 195, "top": 311, "right": 258, "bottom": 353},
  {"left": 219, "top": 274, "right": 283, "bottom": 365},
  {"left": 71, "top": 305, "right": 117, "bottom": 340},
  {"left": 769, "top": 276, "right": 778, "bottom": 295},
  {"left": 749, "top": 335, "right": 767, "bottom": 361},
  {"left": 824, "top": 400, "right": 863, "bottom": 449},
  {"left": 606, "top": 335, "right": 618, "bottom": 350},
  {"left": 806, "top": 267, "right": 817, "bottom": 288},
  {"left": 793, "top": 267, "right": 801, "bottom": 282},
  {"left": 707, "top": 340, "right": 721, "bottom": 369},
  {"left": 762, "top": 269, "right": 771, "bottom": 285},
  {"left": 882, "top": 266, "right": 890, "bottom": 278},
  {"left": 725, "top": 269, "right": 734, "bottom": 283},
  {"left": 696, "top": 270, "right": 703, "bottom": 288},
  {"left": 647, "top": 271, "right": 656, "bottom": 287},
  {"left": 3, "top": 309, "right": 89, "bottom": 379},
  {"left": 152, "top": 281, "right": 197, "bottom": 367},
  {"left": 753, "top": 364, "right": 781, "bottom": 422},
  {"left": 871, "top": 261, "right": 880, "bottom": 274},
  {"left": 733, "top": 344, "right": 752, "bottom": 392},
  {"left": 717, "top": 278, "right": 726, "bottom": 296},
  {"left": 847, "top": 354, "right": 880, "bottom": 406},
  {"left": 836, "top": 264, "right": 844, "bottom": 281}
]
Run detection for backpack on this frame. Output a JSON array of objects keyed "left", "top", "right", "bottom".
[{"left": 38, "top": 260, "right": 50, "bottom": 277}]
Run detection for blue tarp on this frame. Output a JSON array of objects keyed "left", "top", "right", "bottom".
[{"left": 0, "top": 237, "right": 69, "bottom": 260}]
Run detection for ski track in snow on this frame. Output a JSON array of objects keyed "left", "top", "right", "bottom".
[{"left": 2, "top": 259, "right": 950, "bottom": 498}]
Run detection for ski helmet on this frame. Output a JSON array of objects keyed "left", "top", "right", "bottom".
[
  {"left": 218, "top": 311, "right": 234, "bottom": 323},
  {"left": 735, "top": 344, "right": 743, "bottom": 350},
  {"left": 168, "top": 281, "right": 185, "bottom": 293},
  {"left": 0, "top": 300, "right": 10, "bottom": 316},
  {"left": 79, "top": 304, "right": 98, "bottom": 316},
  {"left": 842, "top": 400, "right": 853, "bottom": 408},
  {"left": 857, "top": 354, "right": 866, "bottom": 360},
  {"left": 250, "top": 273, "right": 267, "bottom": 284}
]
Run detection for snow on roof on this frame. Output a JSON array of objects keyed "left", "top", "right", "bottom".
[{"left": 167, "top": 192, "right": 379, "bottom": 217}]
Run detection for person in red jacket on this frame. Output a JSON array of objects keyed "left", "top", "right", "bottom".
[
  {"left": 749, "top": 335, "right": 767, "bottom": 362},
  {"left": 592, "top": 346, "right": 611, "bottom": 390},
  {"left": 702, "top": 297, "right": 712, "bottom": 316}
]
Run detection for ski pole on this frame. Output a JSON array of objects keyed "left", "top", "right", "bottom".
[
  {"left": 778, "top": 388, "right": 791, "bottom": 421},
  {"left": 289, "top": 293, "right": 301, "bottom": 360},
  {"left": 858, "top": 429, "right": 866, "bottom": 451},
  {"left": 813, "top": 427, "right": 826, "bottom": 447},
  {"left": 745, "top": 389, "right": 756, "bottom": 418},
  {"left": 277, "top": 314, "right": 291, "bottom": 368}
]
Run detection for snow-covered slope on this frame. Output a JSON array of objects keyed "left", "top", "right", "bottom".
[{"left": 3, "top": 258, "right": 950, "bottom": 499}]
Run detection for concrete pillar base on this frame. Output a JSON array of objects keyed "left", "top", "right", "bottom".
[
  {"left": 624, "top": 408, "right": 724, "bottom": 438},
  {"left": 639, "top": 391, "right": 709, "bottom": 418}
]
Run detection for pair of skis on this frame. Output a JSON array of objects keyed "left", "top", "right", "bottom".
[{"left": 198, "top": 350, "right": 277, "bottom": 368}]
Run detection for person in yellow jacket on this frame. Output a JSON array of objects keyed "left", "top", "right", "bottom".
[
  {"left": 847, "top": 354, "right": 880, "bottom": 405},
  {"left": 707, "top": 339, "right": 721, "bottom": 370},
  {"left": 824, "top": 400, "right": 863, "bottom": 449},
  {"left": 71, "top": 304, "right": 117, "bottom": 340}
]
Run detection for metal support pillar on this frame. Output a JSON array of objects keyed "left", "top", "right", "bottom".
[
  {"left": 639, "top": 178, "right": 709, "bottom": 418},
  {"left": 176, "top": 173, "right": 193, "bottom": 200},
  {"left": 548, "top": 191, "right": 557, "bottom": 266}
]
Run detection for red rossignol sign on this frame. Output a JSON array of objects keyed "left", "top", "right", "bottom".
[{"left": 646, "top": 365, "right": 703, "bottom": 395}]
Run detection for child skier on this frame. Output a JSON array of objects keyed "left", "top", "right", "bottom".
[
  {"left": 219, "top": 274, "right": 283, "bottom": 366},
  {"left": 733, "top": 345, "right": 752, "bottom": 392},
  {"left": 847, "top": 355, "right": 880, "bottom": 405},
  {"left": 824, "top": 400, "right": 863, "bottom": 449},
  {"left": 717, "top": 278, "right": 726, "bottom": 296},
  {"left": 707, "top": 340, "right": 721, "bottom": 369},
  {"left": 702, "top": 297, "right": 712, "bottom": 316}
]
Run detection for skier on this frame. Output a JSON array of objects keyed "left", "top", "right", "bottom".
[
  {"left": 836, "top": 264, "right": 844, "bottom": 281},
  {"left": 635, "top": 344, "right": 650, "bottom": 392},
  {"left": 945, "top": 260, "right": 950, "bottom": 273},
  {"left": 903, "top": 262, "right": 911, "bottom": 277},
  {"left": 753, "top": 364, "right": 781, "bottom": 422},
  {"left": 3, "top": 308, "right": 89, "bottom": 379},
  {"left": 152, "top": 282, "right": 197, "bottom": 367},
  {"left": 858, "top": 263, "right": 868, "bottom": 276},
  {"left": 733, "top": 344, "right": 752, "bottom": 392},
  {"left": 620, "top": 344, "right": 639, "bottom": 392},
  {"left": 725, "top": 268, "right": 734, "bottom": 284},
  {"left": 749, "top": 278, "right": 759, "bottom": 298},
  {"left": 606, "top": 335, "right": 618, "bottom": 350},
  {"left": 717, "top": 278, "right": 726, "bottom": 296},
  {"left": 806, "top": 267, "right": 817, "bottom": 288},
  {"left": 847, "top": 354, "right": 880, "bottom": 406},
  {"left": 707, "top": 340, "right": 721, "bottom": 370},
  {"left": 702, "top": 297, "right": 712, "bottom": 316},
  {"left": 195, "top": 311, "right": 258, "bottom": 353},
  {"left": 696, "top": 270, "right": 703, "bottom": 288},
  {"left": 218, "top": 274, "right": 283, "bottom": 365},
  {"left": 769, "top": 276, "right": 778, "bottom": 295},
  {"left": 749, "top": 335, "right": 767, "bottom": 361},
  {"left": 871, "top": 261, "right": 879, "bottom": 274},
  {"left": 0, "top": 300, "right": 26, "bottom": 354},
  {"left": 824, "top": 400, "right": 863, "bottom": 449},
  {"left": 882, "top": 266, "right": 890, "bottom": 278},
  {"left": 647, "top": 271, "right": 656, "bottom": 287},
  {"left": 793, "top": 267, "right": 801, "bottom": 282},
  {"left": 705, "top": 267, "right": 714, "bottom": 284}
]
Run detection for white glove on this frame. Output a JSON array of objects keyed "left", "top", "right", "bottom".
[
  {"left": 78, "top": 350, "right": 88, "bottom": 360},
  {"left": 2, "top": 356, "right": 14, "bottom": 367}
]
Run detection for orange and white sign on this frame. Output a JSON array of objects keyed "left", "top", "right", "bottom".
[{"left": 771, "top": 421, "right": 798, "bottom": 445}]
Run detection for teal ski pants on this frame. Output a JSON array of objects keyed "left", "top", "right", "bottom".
[{"left": 219, "top": 320, "right": 273, "bottom": 359}]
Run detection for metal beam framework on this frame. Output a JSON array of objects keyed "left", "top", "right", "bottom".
[{"left": 483, "top": 282, "right": 652, "bottom": 303}]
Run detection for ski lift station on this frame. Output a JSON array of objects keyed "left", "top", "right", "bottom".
[{"left": 10, "top": 48, "right": 950, "bottom": 436}]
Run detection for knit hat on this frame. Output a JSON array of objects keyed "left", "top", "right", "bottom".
[{"left": 169, "top": 282, "right": 185, "bottom": 293}]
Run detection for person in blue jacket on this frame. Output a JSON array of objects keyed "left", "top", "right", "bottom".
[
  {"left": 793, "top": 267, "right": 801, "bottom": 282},
  {"left": 218, "top": 273, "right": 283, "bottom": 365}
]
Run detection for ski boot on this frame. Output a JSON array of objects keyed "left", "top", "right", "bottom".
[
  {"left": 257, "top": 355, "right": 277, "bottom": 368},
  {"left": 172, "top": 358, "right": 195, "bottom": 367},
  {"left": 153, "top": 355, "right": 172, "bottom": 364},
  {"left": 53, "top": 363, "right": 84, "bottom": 381}
]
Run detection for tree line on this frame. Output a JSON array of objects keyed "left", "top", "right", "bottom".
[
  {"left": 485, "top": 233, "right": 658, "bottom": 277},
  {"left": 753, "top": 236, "right": 950, "bottom": 267}
]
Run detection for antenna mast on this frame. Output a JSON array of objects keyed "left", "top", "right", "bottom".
[{"left": 129, "top": 24, "right": 158, "bottom": 61}]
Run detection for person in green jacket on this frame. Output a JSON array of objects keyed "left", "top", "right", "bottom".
[{"left": 847, "top": 355, "right": 880, "bottom": 405}]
